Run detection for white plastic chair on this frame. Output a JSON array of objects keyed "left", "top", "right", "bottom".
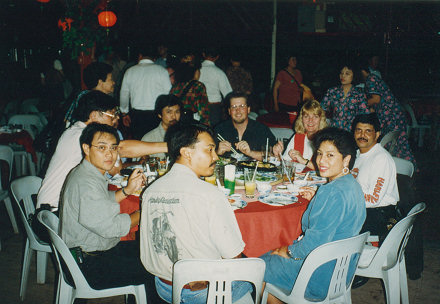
[
  {"left": 173, "top": 258, "right": 266, "bottom": 304},
  {"left": 262, "top": 232, "right": 370, "bottom": 304},
  {"left": 402, "top": 103, "right": 430, "bottom": 147},
  {"left": 392, "top": 157, "right": 414, "bottom": 178},
  {"left": 380, "top": 130, "right": 400, "bottom": 155},
  {"left": 8, "top": 114, "right": 45, "bottom": 139},
  {"left": 356, "top": 203, "right": 426, "bottom": 304},
  {"left": 10, "top": 176, "right": 51, "bottom": 300},
  {"left": 37, "top": 210, "right": 147, "bottom": 304},
  {"left": 0, "top": 145, "right": 19, "bottom": 234},
  {"left": 269, "top": 127, "right": 294, "bottom": 142}
]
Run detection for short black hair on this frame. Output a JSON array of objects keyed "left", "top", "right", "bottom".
[
  {"left": 83, "top": 62, "right": 113, "bottom": 89},
  {"left": 165, "top": 122, "right": 214, "bottom": 165},
  {"left": 224, "top": 91, "right": 249, "bottom": 108},
  {"left": 313, "top": 127, "right": 357, "bottom": 169},
  {"left": 203, "top": 47, "right": 219, "bottom": 58},
  {"left": 174, "top": 60, "right": 201, "bottom": 83},
  {"left": 154, "top": 94, "right": 183, "bottom": 117},
  {"left": 351, "top": 113, "right": 381, "bottom": 134},
  {"left": 72, "top": 90, "right": 117, "bottom": 123},
  {"left": 79, "top": 123, "right": 120, "bottom": 156}
]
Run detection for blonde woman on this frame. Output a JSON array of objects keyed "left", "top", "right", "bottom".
[{"left": 273, "top": 100, "right": 327, "bottom": 170}]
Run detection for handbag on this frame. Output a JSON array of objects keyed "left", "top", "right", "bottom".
[{"left": 283, "top": 68, "right": 304, "bottom": 103}]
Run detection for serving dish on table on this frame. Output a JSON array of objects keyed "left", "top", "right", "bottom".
[{"left": 236, "top": 160, "right": 277, "bottom": 172}]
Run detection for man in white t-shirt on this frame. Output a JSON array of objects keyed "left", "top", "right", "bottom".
[
  {"left": 140, "top": 123, "right": 253, "bottom": 304},
  {"left": 37, "top": 91, "right": 167, "bottom": 210},
  {"left": 351, "top": 113, "right": 399, "bottom": 239},
  {"left": 199, "top": 48, "right": 232, "bottom": 126}
]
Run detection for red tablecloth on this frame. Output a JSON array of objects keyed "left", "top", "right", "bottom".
[
  {"left": 234, "top": 197, "right": 309, "bottom": 257},
  {"left": 257, "top": 112, "right": 294, "bottom": 129},
  {"left": 0, "top": 130, "right": 37, "bottom": 163},
  {"left": 108, "top": 184, "right": 140, "bottom": 241}
]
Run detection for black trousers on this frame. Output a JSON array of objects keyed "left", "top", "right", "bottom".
[
  {"left": 361, "top": 206, "right": 396, "bottom": 244},
  {"left": 130, "top": 109, "right": 159, "bottom": 140},
  {"left": 79, "top": 241, "right": 164, "bottom": 303}
]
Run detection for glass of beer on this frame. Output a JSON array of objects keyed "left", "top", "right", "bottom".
[
  {"left": 157, "top": 160, "right": 167, "bottom": 177},
  {"left": 205, "top": 174, "right": 216, "bottom": 185}
]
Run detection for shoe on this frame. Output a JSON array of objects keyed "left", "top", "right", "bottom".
[{"left": 351, "top": 276, "right": 369, "bottom": 289}]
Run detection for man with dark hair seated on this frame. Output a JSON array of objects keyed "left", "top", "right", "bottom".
[
  {"left": 215, "top": 91, "right": 276, "bottom": 161},
  {"left": 37, "top": 91, "right": 167, "bottom": 211},
  {"left": 351, "top": 113, "right": 399, "bottom": 240},
  {"left": 140, "top": 122, "right": 253, "bottom": 303},
  {"left": 59, "top": 122, "right": 161, "bottom": 301},
  {"left": 141, "top": 94, "right": 182, "bottom": 159}
]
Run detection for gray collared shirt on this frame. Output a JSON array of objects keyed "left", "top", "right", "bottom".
[{"left": 60, "top": 159, "right": 131, "bottom": 252}]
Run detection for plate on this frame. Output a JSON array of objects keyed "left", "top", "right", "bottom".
[
  {"left": 259, "top": 193, "right": 298, "bottom": 206},
  {"left": 227, "top": 195, "right": 247, "bottom": 210},
  {"left": 237, "top": 161, "right": 277, "bottom": 172}
]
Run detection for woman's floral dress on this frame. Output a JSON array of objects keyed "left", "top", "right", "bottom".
[
  {"left": 321, "top": 85, "right": 369, "bottom": 132},
  {"left": 365, "top": 74, "right": 416, "bottom": 166}
]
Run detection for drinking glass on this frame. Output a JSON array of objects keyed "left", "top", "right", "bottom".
[
  {"left": 244, "top": 168, "right": 257, "bottom": 198},
  {"left": 157, "top": 160, "right": 168, "bottom": 177},
  {"left": 224, "top": 164, "right": 236, "bottom": 195}
]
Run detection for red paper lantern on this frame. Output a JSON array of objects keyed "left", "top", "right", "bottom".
[
  {"left": 58, "top": 18, "right": 73, "bottom": 31},
  {"left": 98, "top": 11, "right": 117, "bottom": 28},
  {"left": 37, "top": 0, "right": 50, "bottom": 3}
]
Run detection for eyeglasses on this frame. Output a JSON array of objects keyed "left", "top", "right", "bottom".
[
  {"left": 230, "top": 104, "right": 248, "bottom": 110},
  {"left": 91, "top": 144, "right": 119, "bottom": 153},
  {"left": 101, "top": 110, "right": 120, "bottom": 119}
]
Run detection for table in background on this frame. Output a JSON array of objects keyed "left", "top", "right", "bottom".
[
  {"left": 0, "top": 130, "right": 37, "bottom": 163},
  {"left": 257, "top": 112, "right": 292, "bottom": 129},
  {"left": 234, "top": 196, "right": 309, "bottom": 257}
]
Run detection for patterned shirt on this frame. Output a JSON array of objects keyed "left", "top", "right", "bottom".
[
  {"left": 226, "top": 66, "right": 253, "bottom": 94},
  {"left": 321, "top": 85, "right": 369, "bottom": 132},
  {"left": 170, "top": 81, "right": 210, "bottom": 126}
]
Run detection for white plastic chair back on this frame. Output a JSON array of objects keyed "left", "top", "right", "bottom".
[
  {"left": 0, "top": 145, "right": 19, "bottom": 234},
  {"left": 11, "top": 176, "right": 51, "bottom": 300},
  {"left": 37, "top": 210, "right": 147, "bottom": 304},
  {"left": 393, "top": 157, "right": 414, "bottom": 178},
  {"left": 402, "top": 103, "right": 430, "bottom": 147},
  {"left": 248, "top": 112, "right": 259, "bottom": 120},
  {"left": 356, "top": 203, "right": 425, "bottom": 304},
  {"left": 380, "top": 130, "right": 400, "bottom": 154},
  {"left": 8, "top": 114, "right": 45, "bottom": 139},
  {"left": 173, "top": 258, "right": 266, "bottom": 304},
  {"left": 269, "top": 127, "right": 293, "bottom": 142},
  {"left": 262, "top": 232, "right": 369, "bottom": 304}
]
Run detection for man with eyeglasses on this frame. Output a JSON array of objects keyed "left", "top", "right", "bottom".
[
  {"left": 37, "top": 91, "right": 167, "bottom": 211},
  {"left": 215, "top": 91, "right": 276, "bottom": 161},
  {"left": 59, "top": 122, "right": 162, "bottom": 302}
]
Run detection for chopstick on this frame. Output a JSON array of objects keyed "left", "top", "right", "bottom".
[{"left": 217, "top": 134, "right": 240, "bottom": 155}]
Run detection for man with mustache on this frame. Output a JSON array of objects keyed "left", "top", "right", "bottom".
[
  {"left": 351, "top": 113, "right": 399, "bottom": 240},
  {"left": 141, "top": 94, "right": 182, "bottom": 159},
  {"left": 139, "top": 123, "right": 253, "bottom": 303}
]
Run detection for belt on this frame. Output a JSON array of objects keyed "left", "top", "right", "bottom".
[{"left": 160, "top": 278, "right": 191, "bottom": 289}]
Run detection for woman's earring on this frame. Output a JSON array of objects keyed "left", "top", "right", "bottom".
[{"left": 342, "top": 167, "right": 349, "bottom": 174}]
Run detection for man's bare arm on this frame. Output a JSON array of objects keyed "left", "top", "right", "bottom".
[{"left": 118, "top": 140, "right": 167, "bottom": 158}]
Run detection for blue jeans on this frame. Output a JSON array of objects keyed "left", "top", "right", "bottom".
[{"left": 155, "top": 276, "right": 253, "bottom": 304}]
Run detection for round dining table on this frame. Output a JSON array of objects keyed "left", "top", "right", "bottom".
[{"left": 112, "top": 182, "right": 310, "bottom": 256}]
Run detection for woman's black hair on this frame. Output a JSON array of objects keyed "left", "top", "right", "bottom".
[
  {"left": 339, "top": 63, "right": 362, "bottom": 86},
  {"left": 174, "top": 60, "right": 201, "bottom": 84},
  {"left": 313, "top": 127, "right": 357, "bottom": 169}
]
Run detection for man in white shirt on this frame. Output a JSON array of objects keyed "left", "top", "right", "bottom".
[
  {"left": 140, "top": 123, "right": 253, "bottom": 304},
  {"left": 37, "top": 91, "right": 167, "bottom": 210},
  {"left": 199, "top": 48, "right": 232, "bottom": 126},
  {"left": 351, "top": 113, "right": 399, "bottom": 239},
  {"left": 141, "top": 94, "right": 182, "bottom": 159},
  {"left": 120, "top": 45, "right": 172, "bottom": 139}
]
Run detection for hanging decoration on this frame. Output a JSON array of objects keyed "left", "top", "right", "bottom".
[
  {"left": 58, "top": 18, "right": 74, "bottom": 32},
  {"left": 37, "top": 0, "right": 50, "bottom": 3},
  {"left": 98, "top": 11, "right": 117, "bottom": 28}
]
